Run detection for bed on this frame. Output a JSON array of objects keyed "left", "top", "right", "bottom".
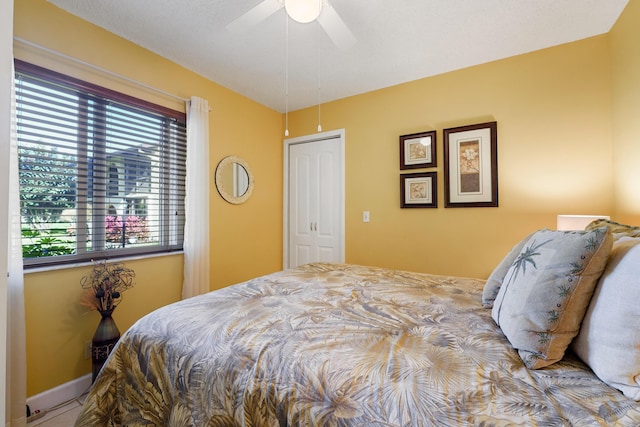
[{"left": 75, "top": 225, "right": 640, "bottom": 426}]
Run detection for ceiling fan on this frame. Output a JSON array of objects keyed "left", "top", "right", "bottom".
[{"left": 227, "top": 0, "right": 357, "bottom": 50}]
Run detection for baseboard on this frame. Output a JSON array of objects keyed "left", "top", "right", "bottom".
[{"left": 26, "top": 374, "right": 91, "bottom": 412}]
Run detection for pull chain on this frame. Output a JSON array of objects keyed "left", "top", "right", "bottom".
[
  {"left": 317, "top": 20, "right": 322, "bottom": 133},
  {"left": 285, "top": 14, "right": 290, "bottom": 136}
]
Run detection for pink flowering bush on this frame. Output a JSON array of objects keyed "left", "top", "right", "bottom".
[{"left": 105, "top": 215, "right": 149, "bottom": 243}]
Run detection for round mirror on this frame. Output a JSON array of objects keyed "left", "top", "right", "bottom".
[{"left": 215, "top": 156, "right": 254, "bottom": 204}]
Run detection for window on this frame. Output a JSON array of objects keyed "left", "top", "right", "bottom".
[{"left": 14, "top": 60, "right": 187, "bottom": 267}]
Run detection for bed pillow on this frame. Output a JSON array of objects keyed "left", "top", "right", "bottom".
[
  {"left": 572, "top": 237, "right": 640, "bottom": 400},
  {"left": 491, "top": 227, "right": 612, "bottom": 369},
  {"left": 586, "top": 218, "right": 640, "bottom": 239},
  {"left": 482, "top": 232, "right": 534, "bottom": 308}
]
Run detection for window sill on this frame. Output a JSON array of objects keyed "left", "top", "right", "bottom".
[{"left": 23, "top": 251, "right": 184, "bottom": 275}]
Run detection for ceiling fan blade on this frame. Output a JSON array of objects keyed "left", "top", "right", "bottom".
[
  {"left": 226, "top": 0, "right": 283, "bottom": 33},
  {"left": 317, "top": 2, "right": 356, "bottom": 50}
]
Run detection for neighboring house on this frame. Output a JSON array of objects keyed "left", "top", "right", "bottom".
[{"left": 105, "top": 147, "right": 152, "bottom": 218}]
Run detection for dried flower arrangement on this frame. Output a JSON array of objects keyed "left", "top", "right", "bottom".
[{"left": 80, "top": 260, "right": 135, "bottom": 313}]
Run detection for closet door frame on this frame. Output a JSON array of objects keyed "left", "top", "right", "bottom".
[{"left": 283, "top": 129, "right": 345, "bottom": 270}]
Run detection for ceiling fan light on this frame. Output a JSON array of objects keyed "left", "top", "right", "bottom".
[{"left": 285, "top": 0, "right": 322, "bottom": 24}]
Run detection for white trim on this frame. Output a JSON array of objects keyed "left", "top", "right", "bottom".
[
  {"left": 283, "top": 128, "right": 345, "bottom": 269},
  {"left": 1, "top": 0, "right": 14, "bottom": 421},
  {"left": 26, "top": 374, "right": 91, "bottom": 413}
]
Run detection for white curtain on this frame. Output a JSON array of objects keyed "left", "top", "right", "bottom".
[
  {"left": 6, "top": 63, "right": 27, "bottom": 426},
  {"left": 182, "top": 96, "right": 211, "bottom": 299}
]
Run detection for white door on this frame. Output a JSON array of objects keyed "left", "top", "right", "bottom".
[{"left": 285, "top": 130, "right": 344, "bottom": 269}]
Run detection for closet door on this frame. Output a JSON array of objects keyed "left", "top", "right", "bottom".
[{"left": 287, "top": 133, "right": 343, "bottom": 268}]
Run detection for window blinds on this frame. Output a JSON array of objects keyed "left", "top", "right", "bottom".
[{"left": 14, "top": 60, "right": 187, "bottom": 267}]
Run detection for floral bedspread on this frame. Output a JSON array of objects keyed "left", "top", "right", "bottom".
[{"left": 75, "top": 263, "right": 640, "bottom": 426}]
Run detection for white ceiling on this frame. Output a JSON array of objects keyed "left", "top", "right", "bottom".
[{"left": 48, "top": 0, "right": 629, "bottom": 113}]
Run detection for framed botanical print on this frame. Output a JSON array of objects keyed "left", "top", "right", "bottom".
[
  {"left": 400, "top": 130, "right": 436, "bottom": 169},
  {"left": 400, "top": 171, "right": 437, "bottom": 208},
  {"left": 443, "top": 121, "right": 498, "bottom": 208}
]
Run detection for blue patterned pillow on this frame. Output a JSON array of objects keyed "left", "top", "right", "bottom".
[
  {"left": 482, "top": 232, "right": 534, "bottom": 308},
  {"left": 491, "top": 228, "right": 612, "bottom": 369}
]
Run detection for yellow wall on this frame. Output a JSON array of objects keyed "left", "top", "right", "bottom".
[
  {"left": 287, "top": 35, "right": 614, "bottom": 278},
  {"left": 24, "top": 255, "right": 183, "bottom": 393},
  {"left": 14, "top": 0, "right": 284, "bottom": 396},
  {"left": 610, "top": 0, "right": 640, "bottom": 223}
]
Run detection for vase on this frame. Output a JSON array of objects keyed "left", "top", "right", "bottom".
[{"left": 92, "top": 308, "right": 120, "bottom": 382}]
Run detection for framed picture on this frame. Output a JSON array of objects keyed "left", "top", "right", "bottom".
[
  {"left": 443, "top": 121, "right": 498, "bottom": 208},
  {"left": 400, "top": 130, "right": 436, "bottom": 169},
  {"left": 401, "top": 172, "right": 437, "bottom": 208}
]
